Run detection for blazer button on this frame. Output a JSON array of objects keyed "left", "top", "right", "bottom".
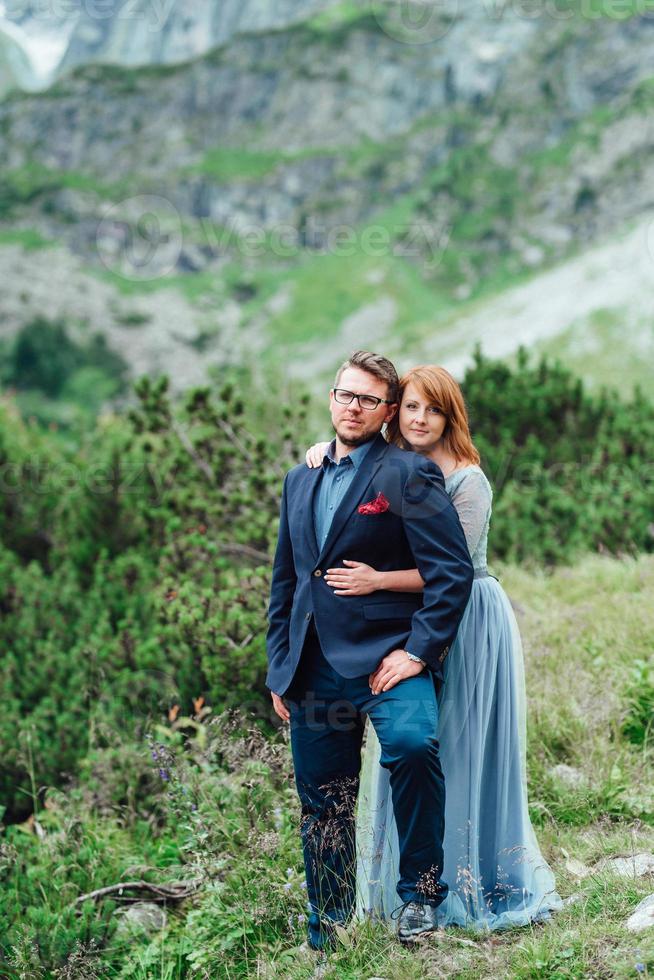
[
  {"left": 305, "top": 612, "right": 311, "bottom": 621},
  {"left": 313, "top": 570, "right": 322, "bottom": 577}
]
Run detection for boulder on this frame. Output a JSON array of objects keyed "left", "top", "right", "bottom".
[
  {"left": 626, "top": 894, "right": 654, "bottom": 933},
  {"left": 597, "top": 854, "right": 654, "bottom": 879},
  {"left": 115, "top": 901, "right": 167, "bottom": 936}
]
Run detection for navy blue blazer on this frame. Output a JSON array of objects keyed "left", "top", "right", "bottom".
[{"left": 266, "top": 433, "right": 474, "bottom": 696}]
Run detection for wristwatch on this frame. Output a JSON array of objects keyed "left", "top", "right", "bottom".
[{"left": 405, "top": 650, "right": 426, "bottom": 667}]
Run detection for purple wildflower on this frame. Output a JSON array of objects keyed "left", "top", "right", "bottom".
[
  {"left": 635, "top": 966, "right": 646, "bottom": 975},
  {"left": 159, "top": 768, "right": 170, "bottom": 782},
  {"left": 283, "top": 882, "right": 293, "bottom": 892}
]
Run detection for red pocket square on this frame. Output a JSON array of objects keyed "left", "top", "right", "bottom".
[{"left": 358, "top": 492, "right": 390, "bottom": 515}]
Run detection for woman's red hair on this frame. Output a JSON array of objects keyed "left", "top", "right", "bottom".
[{"left": 386, "top": 365, "right": 480, "bottom": 465}]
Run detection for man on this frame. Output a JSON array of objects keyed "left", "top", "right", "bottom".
[{"left": 266, "top": 351, "right": 473, "bottom": 949}]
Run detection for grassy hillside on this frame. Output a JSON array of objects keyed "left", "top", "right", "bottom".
[{"left": 1, "top": 555, "right": 652, "bottom": 977}]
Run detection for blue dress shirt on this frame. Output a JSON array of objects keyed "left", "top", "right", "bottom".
[{"left": 313, "top": 437, "right": 377, "bottom": 552}]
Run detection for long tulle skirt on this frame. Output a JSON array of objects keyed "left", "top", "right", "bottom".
[{"left": 355, "top": 576, "right": 562, "bottom": 931}]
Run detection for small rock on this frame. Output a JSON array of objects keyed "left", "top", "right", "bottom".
[
  {"left": 550, "top": 764, "right": 587, "bottom": 789},
  {"left": 522, "top": 244, "right": 545, "bottom": 267},
  {"left": 565, "top": 858, "right": 592, "bottom": 879},
  {"left": 115, "top": 902, "right": 167, "bottom": 936},
  {"left": 597, "top": 853, "right": 654, "bottom": 879},
  {"left": 475, "top": 41, "right": 504, "bottom": 64},
  {"left": 626, "top": 894, "right": 654, "bottom": 933}
]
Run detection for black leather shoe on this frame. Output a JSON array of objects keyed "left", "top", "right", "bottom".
[
  {"left": 392, "top": 901, "right": 440, "bottom": 943},
  {"left": 307, "top": 912, "right": 337, "bottom": 952}
]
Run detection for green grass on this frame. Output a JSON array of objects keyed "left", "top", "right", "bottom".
[
  {"left": 303, "top": 5, "right": 387, "bottom": 44},
  {"left": 306, "top": 1, "right": 372, "bottom": 32},
  {"left": 0, "top": 227, "right": 54, "bottom": 249},
  {"left": 525, "top": 104, "right": 617, "bottom": 175},
  {"left": 1, "top": 554, "right": 652, "bottom": 977},
  {"left": 228, "top": 247, "right": 460, "bottom": 350},
  {"left": 186, "top": 145, "right": 334, "bottom": 182},
  {"left": 563, "top": 0, "right": 654, "bottom": 17},
  {"left": 0, "top": 163, "right": 138, "bottom": 217},
  {"left": 90, "top": 263, "right": 224, "bottom": 300},
  {"left": 533, "top": 307, "right": 654, "bottom": 395}
]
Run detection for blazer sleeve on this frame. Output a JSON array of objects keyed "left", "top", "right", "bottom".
[
  {"left": 266, "top": 473, "right": 297, "bottom": 691},
  {"left": 401, "top": 458, "right": 474, "bottom": 676}
]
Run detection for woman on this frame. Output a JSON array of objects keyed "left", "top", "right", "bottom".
[{"left": 306, "top": 365, "right": 561, "bottom": 931}]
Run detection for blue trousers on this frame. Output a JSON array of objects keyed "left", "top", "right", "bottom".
[{"left": 286, "top": 624, "right": 447, "bottom": 933}]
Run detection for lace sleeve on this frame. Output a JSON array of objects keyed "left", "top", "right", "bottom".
[{"left": 449, "top": 469, "right": 492, "bottom": 558}]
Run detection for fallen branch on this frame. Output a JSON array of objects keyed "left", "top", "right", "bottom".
[
  {"left": 75, "top": 878, "right": 201, "bottom": 906},
  {"left": 219, "top": 542, "right": 272, "bottom": 564}
]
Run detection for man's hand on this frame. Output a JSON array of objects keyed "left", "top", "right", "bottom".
[
  {"left": 271, "top": 692, "right": 290, "bottom": 723},
  {"left": 369, "top": 649, "right": 424, "bottom": 695},
  {"left": 324, "top": 560, "right": 382, "bottom": 596}
]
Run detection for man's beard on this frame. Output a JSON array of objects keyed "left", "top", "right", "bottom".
[{"left": 333, "top": 422, "right": 378, "bottom": 447}]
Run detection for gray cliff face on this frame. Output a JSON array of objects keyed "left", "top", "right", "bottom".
[
  {"left": 57, "top": 0, "right": 336, "bottom": 74},
  {"left": 3, "top": 13, "right": 654, "bottom": 241},
  {"left": 0, "top": 9, "right": 550, "bottom": 174}
]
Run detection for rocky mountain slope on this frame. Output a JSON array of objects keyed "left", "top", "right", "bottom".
[
  {"left": 57, "top": 0, "right": 335, "bottom": 75},
  {"left": 1, "top": 4, "right": 653, "bottom": 398},
  {"left": 0, "top": 0, "right": 339, "bottom": 84}
]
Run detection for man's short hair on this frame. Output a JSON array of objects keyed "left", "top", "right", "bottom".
[{"left": 334, "top": 351, "right": 400, "bottom": 403}]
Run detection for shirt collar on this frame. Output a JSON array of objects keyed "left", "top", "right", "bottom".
[{"left": 323, "top": 436, "right": 377, "bottom": 470}]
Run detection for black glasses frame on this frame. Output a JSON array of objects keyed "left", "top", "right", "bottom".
[{"left": 332, "top": 387, "right": 395, "bottom": 411}]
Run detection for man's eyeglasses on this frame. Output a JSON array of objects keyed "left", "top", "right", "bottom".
[{"left": 332, "top": 388, "right": 395, "bottom": 411}]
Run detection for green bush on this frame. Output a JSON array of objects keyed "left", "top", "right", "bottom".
[
  {"left": 0, "top": 316, "right": 127, "bottom": 399},
  {"left": 463, "top": 348, "right": 654, "bottom": 564},
  {"left": 1, "top": 350, "right": 653, "bottom": 827},
  {"left": 0, "top": 375, "right": 308, "bottom": 821}
]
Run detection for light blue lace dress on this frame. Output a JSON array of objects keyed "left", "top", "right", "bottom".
[{"left": 355, "top": 465, "right": 562, "bottom": 930}]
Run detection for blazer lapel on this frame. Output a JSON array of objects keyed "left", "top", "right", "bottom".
[
  {"left": 317, "top": 434, "right": 388, "bottom": 564},
  {"left": 298, "top": 464, "right": 322, "bottom": 562}
]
